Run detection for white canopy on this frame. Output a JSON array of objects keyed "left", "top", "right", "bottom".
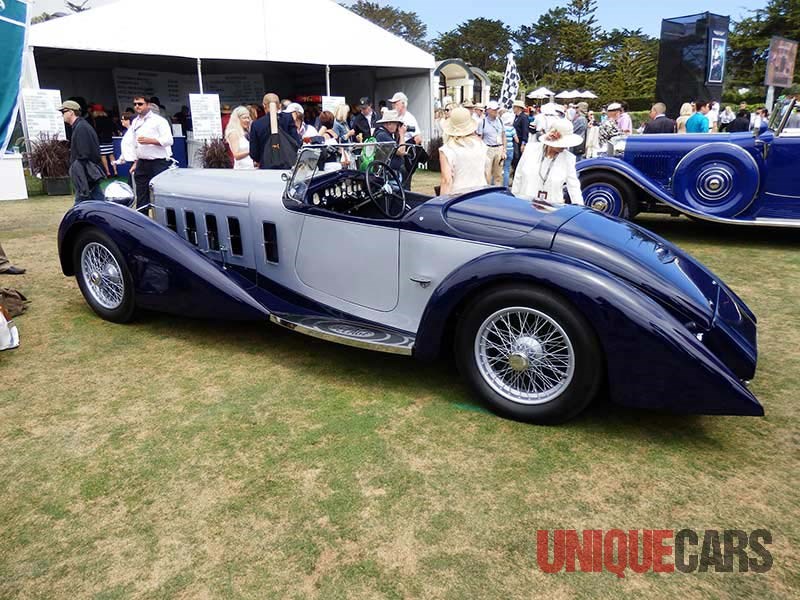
[
  {"left": 578, "top": 90, "right": 598, "bottom": 99},
  {"left": 527, "top": 86, "right": 553, "bottom": 99},
  {"left": 555, "top": 90, "right": 582, "bottom": 99},
  {"left": 29, "top": 0, "right": 435, "bottom": 69}
]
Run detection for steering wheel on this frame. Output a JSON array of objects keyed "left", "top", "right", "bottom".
[{"left": 364, "top": 160, "right": 407, "bottom": 219}]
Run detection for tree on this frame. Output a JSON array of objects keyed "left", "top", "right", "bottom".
[
  {"left": 594, "top": 30, "right": 659, "bottom": 103},
  {"left": 515, "top": 8, "right": 570, "bottom": 84},
  {"left": 32, "top": 1, "right": 91, "bottom": 24},
  {"left": 432, "top": 19, "right": 512, "bottom": 72},
  {"left": 561, "top": 0, "right": 601, "bottom": 71},
  {"left": 344, "top": 1, "right": 428, "bottom": 50}
]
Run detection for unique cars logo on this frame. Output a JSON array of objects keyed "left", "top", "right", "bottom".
[{"left": 537, "top": 529, "right": 773, "bottom": 577}]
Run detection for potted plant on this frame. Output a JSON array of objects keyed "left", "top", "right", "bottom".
[
  {"left": 28, "top": 134, "right": 71, "bottom": 195},
  {"left": 197, "top": 137, "right": 233, "bottom": 169}
]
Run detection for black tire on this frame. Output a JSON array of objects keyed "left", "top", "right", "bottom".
[
  {"left": 455, "top": 285, "right": 602, "bottom": 424},
  {"left": 580, "top": 171, "right": 638, "bottom": 219},
  {"left": 72, "top": 228, "right": 136, "bottom": 323}
]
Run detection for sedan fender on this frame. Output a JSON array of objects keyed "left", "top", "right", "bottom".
[
  {"left": 58, "top": 202, "right": 270, "bottom": 321},
  {"left": 415, "top": 250, "right": 763, "bottom": 416}
]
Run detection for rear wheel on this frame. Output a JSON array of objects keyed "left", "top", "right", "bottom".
[
  {"left": 455, "top": 285, "right": 603, "bottom": 424},
  {"left": 72, "top": 228, "right": 135, "bottom": 323},
  {"left": 580, "top": 171, "right": 637, "bottom": 219}
]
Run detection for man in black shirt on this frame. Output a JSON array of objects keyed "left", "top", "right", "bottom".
[
  {"left": 59, "top": 100, "right": 105, "bottom": 203},
  {"left": 511, "top": 100, "right": 529, "bottom": 168},
  {"left": 351, "top": 97, "right": 378, "bottom": 141},
  {"left": 643, "top": 103, "right": 677, "bottom": 134},
  {"left": 249, "top": 92, "right": 302, "bottom": 169}
]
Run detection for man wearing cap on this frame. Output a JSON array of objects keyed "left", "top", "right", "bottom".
[
  {"left": 351, "top": 97, "right": 378, "bottom": 141},
  {"left": 571, "top": 102, "right": 589, "bottom": 159},
  {"left": 128, "top": 94, "right": 173, "bottom": 208},
  {"left": 59, "top": 100, "right": 105, "bottom": 203},
  {"left": 599, "top": 103, "right": 623, "bottom": 147},
  {"left": 373, "top": 110, "right": 407, "bottom": 174},
  {"left": 389, "top": 92, "right": 422, "bottom": 189},
  {"left": 511, "top": 100, "right": 529, "bottom": 168},
  {"left": 476, "top": 100, "right": 507, "bottom": 186}
]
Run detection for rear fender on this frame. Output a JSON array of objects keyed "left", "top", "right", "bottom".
[
  {"left": 58, "top": 202, "right": 270, "bottom": 321},
  {"left": 415, "top": 250, "right": 762, "bottom": 416}
]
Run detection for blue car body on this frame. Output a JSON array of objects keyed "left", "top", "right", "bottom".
[
  {"left": 58, "top": 149, "right": 763, "bottom": 420},
  {"left": 577, "top": 99, "right": 800, "bottom": 226}
]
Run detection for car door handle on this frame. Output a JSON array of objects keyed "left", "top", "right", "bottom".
[{"left": 409, "top": 275, "right": 432, "bottom": 288}]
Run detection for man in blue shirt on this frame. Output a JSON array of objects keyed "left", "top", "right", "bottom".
[{"left": 685, "top": 101, "right": 710, "bottom": 133}]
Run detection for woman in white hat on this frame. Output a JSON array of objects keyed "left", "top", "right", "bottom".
[
  {"left": 511, "top": 119, "right": 583, "bottom": 205},
  {"left": 439, "top": 107, "right": 490, "bottom": 195}
]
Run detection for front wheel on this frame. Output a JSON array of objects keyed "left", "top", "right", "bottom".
[
  {"left": 455, "top": 285, "right": 602, "bottom": 424},
  {"left": 580, "top": 171, "right": 637, "bottom": 219},
  {"left": 72, "top": 228, "right": 136, "bottom": 323}
]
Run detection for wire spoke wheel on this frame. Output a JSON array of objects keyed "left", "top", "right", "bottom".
[
  {"left": 474, "top": 307, "right": 575, "bottom": 405},
  {"left": 80, "top": 242, "right": 125, "bottom": 310}
]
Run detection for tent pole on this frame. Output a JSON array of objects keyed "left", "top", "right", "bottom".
[
  {"left": 196, "top": 58, "right": 204, "bottom": 94},
  {"left": 325, "top": 65, "right": 331, "bottom": 96}
]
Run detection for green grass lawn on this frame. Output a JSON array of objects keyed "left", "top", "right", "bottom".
[{"left": 1, "top": 187, "right": 799, "bottom": 599}]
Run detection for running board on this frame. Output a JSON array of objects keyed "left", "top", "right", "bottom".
[{"left": 269, "top": 313, "right": 415, "bottom": 355}]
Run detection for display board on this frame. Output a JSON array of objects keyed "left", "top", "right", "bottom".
[
  {"left": 113, "top": 68, "right": 265, "bottom": 115},
  {"left": 765, "top": 37, "right": 799, "bottom": 88},
  {"left": 655, "top": 12, "right": 730, "bottom": 120},
  {"left": 189, "top": 94, "right": 223, "bottom": 141},
  {"left": 21, "top": 88, "right": 66, "bottom": 141},
  {"left": 322, "top": 96, "right": 346, "bottom": 113}
]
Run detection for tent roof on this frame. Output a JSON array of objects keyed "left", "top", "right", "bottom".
[{"left": 29, "top": 0, "right": 435, "bottom": 70}]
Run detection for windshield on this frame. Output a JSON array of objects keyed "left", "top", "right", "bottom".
[
  {"left": 769, "top": 98, "right": 796, "bottom": 132},
  {"left": 285, "top": 142, "right": 399, "bottom": 202}
]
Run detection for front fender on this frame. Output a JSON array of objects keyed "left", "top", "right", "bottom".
[
  {"left": 415, "top": 250, "right": 762, "bottom": 416},
  {"left": 58, "top": 201, "right": 270, "bottom": 321}
]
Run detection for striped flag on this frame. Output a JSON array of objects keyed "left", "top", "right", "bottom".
[{"left": 499, "top": 53, "right": 520, "bottom": 110}]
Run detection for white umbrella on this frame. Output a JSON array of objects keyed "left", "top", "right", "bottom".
[
  {"left": 527, "top": 86, "right": 554, "bottom": 99},
  {"left": 578, "top": 90, "right": 598, "bottom": 99},
  {"left": 568, "top": 89, "right": 583, "bottom": 98},
  {"left": 554, "top": 90, "right": 572, "bottom": 99}
]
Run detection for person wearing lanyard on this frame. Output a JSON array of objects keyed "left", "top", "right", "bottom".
[
  {"left": 511, "top": 119, "right": 583, "bottom": 205},
  {"left": 130, "top": 94, "right": 173, "bottom": 209},
  {"left": 477, "top": 100, "right": 507, "bottom": 186}
]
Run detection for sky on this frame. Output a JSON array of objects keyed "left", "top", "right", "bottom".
[{"left": 32, "top": 0, "right": 768, "bottom": 38}]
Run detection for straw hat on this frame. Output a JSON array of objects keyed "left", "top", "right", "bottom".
[
  {"left": 512, "top": 100, "right": 526, "bottom": 109},
  {"left": 462, "top": 100, "right": 474, "bottom": 108},
  {"left": 376, "top": 109, "right": 404, "bottom": 125},
  {"left": 442, "top": 107, "right": 478, "bottom": 137},
  {"left": 539, "top": 119, "right": 583, "bottom": 148}
]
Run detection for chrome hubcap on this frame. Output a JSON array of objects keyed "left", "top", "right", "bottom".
[
  {"left": 590, "top": 198, "right": 609, "bottom": 211},
  {"left": 475, "top": 307, "right": 575, "bottom": 405},
  {"left": 80, "top": 242, "right": 124, "bottom": 310}
]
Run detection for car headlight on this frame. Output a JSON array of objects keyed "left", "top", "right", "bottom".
[{"left": 608, "top": 136, "right": 626, "bottom": 158}]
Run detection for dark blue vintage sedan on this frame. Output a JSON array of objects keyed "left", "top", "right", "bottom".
[
  {"left": 577, "top": 99, "right": 800, "bottom": 225},
  {"left": 57, "top": 143, "right": 763, "bottom": 424}
]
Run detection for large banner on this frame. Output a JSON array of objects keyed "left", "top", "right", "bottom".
[
  {"left": 765, "top": 37, "right": 798, "bottom": 88},
  {"left": 0, "top": 0, "right": 30, "bottom": 156}
]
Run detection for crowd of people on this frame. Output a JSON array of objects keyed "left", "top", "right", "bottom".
[{"left": 57, "top": 85, "right": 797, "bottom": 212}]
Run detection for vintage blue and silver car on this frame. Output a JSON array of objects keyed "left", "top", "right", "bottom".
[
  {"left": 578, "top": 98, "right": 800, "bottom": 226},
  {"left": 57, "top": 143, "right": 763, "bottom": 424}
]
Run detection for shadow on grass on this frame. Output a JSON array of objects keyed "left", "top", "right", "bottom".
[
  {"left": 637, "top": 214, "right": 800, "bottom": 248},
  {"left": 131, "top": 310, "right": 738, "bottom": 449}
]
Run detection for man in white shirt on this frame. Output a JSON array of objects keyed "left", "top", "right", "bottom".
[
  {"left": 389, "top": 91, "right": 423, "bottom": 189},
  {"left": 476, "top": 100, "right": 506, "bottom": 185},
  {"left": 129, "top": 94, "right": 173, "bottom": 208}
]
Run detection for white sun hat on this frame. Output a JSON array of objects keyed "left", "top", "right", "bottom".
[{"left": 539, "top": 119, "right": 583, "bottom": 148}]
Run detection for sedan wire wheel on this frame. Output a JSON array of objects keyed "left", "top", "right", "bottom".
[
  {"left": 475, "top": 307, "right": 575, "bottom": 405},
  {"left": 80, "top": 242, "right": 125, "bottom": 310}
]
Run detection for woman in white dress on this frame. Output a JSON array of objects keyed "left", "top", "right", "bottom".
[
  {"left": 224, "top": 106, "right": 254, "bottom": 170},
  {"left": 438, "top": 107, "right": 489, "bottom": 195},
  {"left": 511, "top": 119, "right": 583, "bottom": 204}
]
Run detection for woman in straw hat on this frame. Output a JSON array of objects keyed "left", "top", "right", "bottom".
[
  {"left": 511, "top": 120, "right": 583, "bottom": 205},
  {"left": 438, "top": 106, "right": 489, "bottom": 195}
]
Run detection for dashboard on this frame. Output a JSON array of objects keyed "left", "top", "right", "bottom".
[{"left": 306, "top": 172, "right": 374, "bottom": 215}]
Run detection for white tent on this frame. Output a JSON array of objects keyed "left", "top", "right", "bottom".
[
  {"left": 578, "top": 90, "right": 598, "bottom": 99},
  {"left": 527, "top": 86, "right": 553, "bottom": 99},
  {"left": 29, "top": 0, "right": 434, "bottom": 69},
  {"left": 27, "top": 0, "right": 436, "bottom": 140}
]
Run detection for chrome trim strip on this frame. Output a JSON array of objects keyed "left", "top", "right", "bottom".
[
  {"left": 765, "top": 191, "right": 800, "bottom": 199},
  {"left": 269, "top": 314, "right": 414, "bottom": 355}
]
